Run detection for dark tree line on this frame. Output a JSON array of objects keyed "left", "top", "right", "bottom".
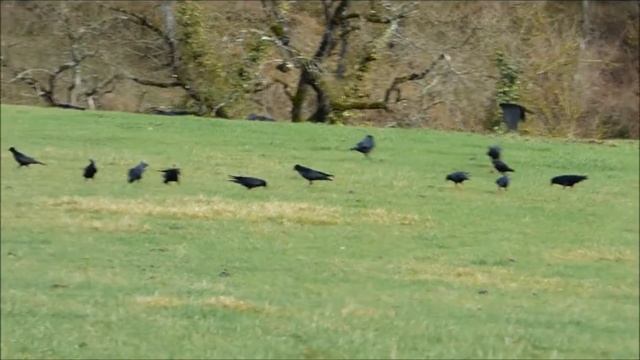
[{"left": 1, "top": 0, "right": 637, "bottom": 138}]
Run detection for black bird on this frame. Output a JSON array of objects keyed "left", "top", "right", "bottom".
[
  {"left": 446, "top": 171, "right": 470, "bottom": 186},
  {"left": 351, "top": 135, "right": 375, "bottom": 157},
  {"left": 551, "top": 175, "right": 588, "bottom": 188},
  {"left": 159, "top": 167, "right": 180, "bottom": 184},
  {"left": 487, "top": 145, "right": 502, "bottom": 161},
  {"left": 128, "top": 161, "right": 148, "bottom": 183},
  {"left": 496, "top": 175, "right": 509, "bottom": 191},
  {"left": 246, "top": 113, "right": 275, "bottom": 122},
  {"left": 492, "top": 159, "right": 515, "bottom": 174},
  {"left": 293, "top": 164, "right": 333, "bottom": 185},
  {"left": 9, "top": 147, "right": 46, "bottom": 167},
  {"left": 229, "top": 175, "right": 267, "bottom": 189},
  {"left": 83, "top": 159, "right": 97, "bottom": 180},
  {"left": 499, "top": 103, "right": 533, "bottom": 131}
]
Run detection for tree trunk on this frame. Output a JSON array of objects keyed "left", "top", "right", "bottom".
[
  {"left": 308, "top": 79, "right": 332, "bottom": 122},
  {"left": 161, "top": 0, "right": 179, "bottom": 70},
  {"left": 290, "top": 0, "right": 350, "bottom": 123},
  {"left": 573, "top": 0, "right": 590, "bottom": 135},
  {"left": 291, "top": 70, "right": 312, "bottom": 122}
]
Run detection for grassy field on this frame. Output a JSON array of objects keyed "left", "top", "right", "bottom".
[{"left": 1, "top": 104, "right": 638, "bottom": 359}]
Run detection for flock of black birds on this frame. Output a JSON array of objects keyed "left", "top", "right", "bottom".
[
  {"left": 8, "top": 134, "right": 588, "bottom": 190},
  {"left": 444, "top": 144, "right": 588, "bottom": 189}
]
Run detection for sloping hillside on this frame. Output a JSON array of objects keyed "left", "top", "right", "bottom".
[{"left": 1, "top": 105, "right": 638, "bottom": 358}]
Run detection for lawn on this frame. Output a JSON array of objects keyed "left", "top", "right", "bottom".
[{"left": 1, "top": 104, "right": 638, "bottom": 359}]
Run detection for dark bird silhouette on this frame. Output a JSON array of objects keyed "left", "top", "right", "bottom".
[
  {"left": 246, "top": 113, "right": 275, "bottom": 122},
  {"left": 551, "top": 175, "right": 588, "bottom": 188},
  {"left": 159, "top": 167, "right": 180, "bottom": 184},
  {"left": 499, "top": 103, "right": 533, "bottom": 131},
  {"left": 149, "top": 108, "right": 194, "bottom": 116},
  {"left": 294, "top": 164, "right": 333, "bottom": 185},
  {"left": 351, "top": 135, "right": 375, "bottom": 157},
  {"left": 128, "top": 161, "right": 148, "bottom": 183},
  {"left": 496, "top": 175, "right": 509, "bottom": 190},
  {"left": 492, "top": 159, "right": 515, "bottom": 174},
  {"left": 56, "top": 103, "right": 86, "bottom": 110},
  {"left": 229, "top": 175, "right": 267, "bottom": 189},
  {"left": 487, "top": 145, "right": 502, "bottom": 161},
  {"left": 83, "top": 159, "right": 97, "bottom": 180},
  {"left": 9, "top": 147, "right": 46, "bottom": 167},
  {"left": 446, "top": 171, "right": 470, "bottom": 186}
]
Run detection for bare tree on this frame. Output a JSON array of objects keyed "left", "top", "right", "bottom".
[
  {"left": 6, "top": 4, "right": 121, "bottom": 110},
  {"left": 260, "top": 0, "right": 396, "bottom": 123}
]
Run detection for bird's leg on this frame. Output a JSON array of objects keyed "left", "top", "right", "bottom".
[{"left": 308, "top": 180, "right": 313, "bottom": 186}]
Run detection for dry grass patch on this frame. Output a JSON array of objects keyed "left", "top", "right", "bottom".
[
  {"left": 547, "top": 247, "right": 637, "bottom": 262},
  {"left": 362, "top": 208, "right": 422, "bottom": 226},
  {"left": 44, "top": 196, "right": 420, "bottom": 225},
  {"left": 201, "top": 296, "right": 273, "bottom": 313},
  {"left": 46, "top": 195, "right": 343, "bottom": 225},
  {"left": 396, "top": 262, "right": 595, "bottom": 293},
  {"left": 55, "top": 214, "right": 151, "bottom": 233},
  {"left": 134, "top": 294, "right": 274, "bottom": 313},
  {"left": 135, "top": 295, "right": 184, "bottom": 308}
]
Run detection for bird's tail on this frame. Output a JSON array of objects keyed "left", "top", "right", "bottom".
[{"left": 36, "top": 161, "right": 46, "bottom": 166}]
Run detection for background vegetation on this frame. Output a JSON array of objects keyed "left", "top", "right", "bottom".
[
  {"left": 1, "top": 104, "right": 639, "bottom": 358},
  {"left": 1, "top": 1, "right": 638, "bottom": 138}
]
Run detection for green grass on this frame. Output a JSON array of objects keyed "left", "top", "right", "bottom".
[{"left": 1, "top": 104, "right": 638, "bottom": 359}]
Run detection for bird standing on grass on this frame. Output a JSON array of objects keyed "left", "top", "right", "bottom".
[
  {"left": 496, "top": 175, "right": 509, "bottom": 191},
  {"left": 551, "top": 175, "right": 588, "bottom": 188},
  {"left": 128, "top": 161, "right": 148, "bottom": 183},
  {"left": 83, "top": 159, "right": 97, "bottom": 180},
  {"left": 159, "top": 167, "right": 180, "bottom": 184},
  {"left": 229, "top": 175, "right": 267, "bottom": 190},
  {"left": 293, "top": 164, "right": 333, "bottom": 185},
  {"left": 446, "top": 171, "right": 470, "bottom": 187},
  {"left": 492, "top": 158, "right": 515, "bottom": 174},
  {"left": 351, "top": 135, "right": 375, "bottom": 157},
  {"left": 499, "top": 103, "right": 533, "bottom": 131},
  {"left": 9, "top": 147, "right": 46, "bottom": 167},
  {"left": 487, "top": 145, "right": 502, "bottom": 161}
]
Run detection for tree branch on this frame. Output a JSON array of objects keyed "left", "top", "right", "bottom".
[
  {"left": 126, "top": 75, "right": 183, "bottom": 88},
  {"left": 383, "top": 53, "right": 446, "bottom": 104},
  {"left": 106, "top": 5, "right": 179, "bottom": 72}
]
